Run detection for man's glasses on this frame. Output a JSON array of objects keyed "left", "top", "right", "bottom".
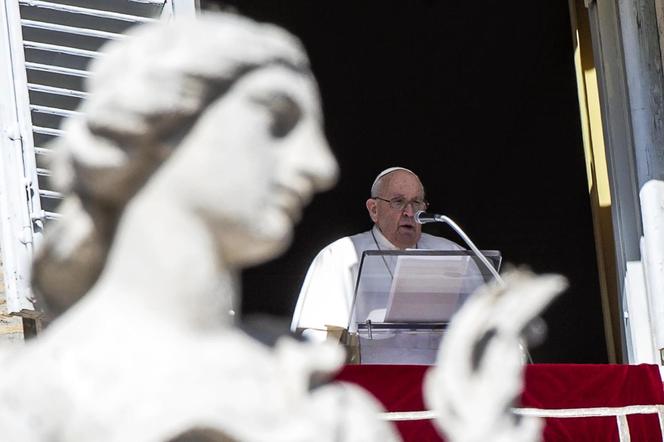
[{"left": 372, "top": 196, "right": 429, "bottom": 212}]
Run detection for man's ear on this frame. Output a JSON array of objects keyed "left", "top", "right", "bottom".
[{"left": 366, "top": 198, "right": 378, "bottom": 223}]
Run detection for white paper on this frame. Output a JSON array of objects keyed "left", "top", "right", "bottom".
[{"left": 384, "top": 255, "right": 474, "bottom": 322}]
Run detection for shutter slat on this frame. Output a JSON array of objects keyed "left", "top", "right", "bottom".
[
  {"left": 28, "top": 83, "right": 88, "bottom": 99},
  {"left": 24, "top": 40, "right": 100, "bottom": 58},
  {"left": 30, "top": 104, "right": 80, "bottom": 117},
  {"left": 21, "top": 19, "right": 126, "bottom": 40},
  {"left": 33, "top": 125, "right": 64, "bottom": 136},
  {"left": 38, "top": 189, "right": 63, "bottom": 199},
  {"left": 25, "top": 61, "right": 90, "bottom": 77},
  {"left": 19, "top": 1, "right": 157, "bottom": 24}
]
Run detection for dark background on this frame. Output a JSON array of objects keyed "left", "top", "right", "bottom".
[{"left": 205, "top": 1, "right": 608, "bottom": 363}]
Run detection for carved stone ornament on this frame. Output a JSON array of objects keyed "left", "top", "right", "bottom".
[
  {"left": 425, "top": 271, "right": 567, "bottom": 442},
  {"left": 0, "top": 13, "right": 399, "bottom": 442}
]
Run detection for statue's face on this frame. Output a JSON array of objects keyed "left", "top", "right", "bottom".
[{"left": 164, "top": 65, "right": 338, "bottom": 266}]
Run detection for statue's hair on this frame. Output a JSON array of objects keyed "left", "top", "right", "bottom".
[
  {"left": 52, "top": 13, "right": 311, "bottom": 203},
  {"left": 33, "top": 13, "right": 313, "bottom": 317}
]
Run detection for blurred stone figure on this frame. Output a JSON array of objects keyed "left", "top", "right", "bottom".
[
  {"left": 33, "top": 10, "right": 333, "bottom": 316},
  {"left": 424, "top": 271, "right": 566, "bottom": 442},
  {"left": 1, "top": 14, "right": 398, "bottom": 442}
]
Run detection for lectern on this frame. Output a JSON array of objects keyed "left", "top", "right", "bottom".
[{"left": 346, "top": 250, "right": 501, "bottom": 365}]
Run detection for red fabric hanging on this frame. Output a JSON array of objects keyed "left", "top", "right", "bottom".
[{"left": 334, "top": 364, "right": 664, "bottom": 442}]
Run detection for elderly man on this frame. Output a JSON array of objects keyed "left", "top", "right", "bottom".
[{"left": 291, "top": 167, "right": 463, "bottom": 342}]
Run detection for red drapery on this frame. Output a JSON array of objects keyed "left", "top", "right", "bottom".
[{"left": 334, "top": 364, "right": 664, "bottom": 441}]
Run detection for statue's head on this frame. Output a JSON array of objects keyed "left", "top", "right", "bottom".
[{"left": 52, "top": 13, "right": 337, "bottom": 266}]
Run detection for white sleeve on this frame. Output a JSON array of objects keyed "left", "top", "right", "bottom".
[{"left": 290, "top": 237, "right": 359, "bottom": 335}]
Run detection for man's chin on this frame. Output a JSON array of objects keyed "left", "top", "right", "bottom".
[{"left": 395, "top": 230, "right": 419, "bottom": 249}]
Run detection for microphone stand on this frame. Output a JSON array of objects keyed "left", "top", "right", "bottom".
[
  {"left": 417, "top": 212, "right": 504, "bottom": 286},
  {"left": 417, "top": 212, "right": 533, "bottom": 363}
]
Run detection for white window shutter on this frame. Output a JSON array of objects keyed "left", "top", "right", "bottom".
[
  {"left": 0, "top": 0, "right": 40, "bottom": 316},
  {"left": 0, "top": 0, "right": 197, "bottom": 317}
]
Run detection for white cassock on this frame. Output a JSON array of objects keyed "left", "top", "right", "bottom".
[{"left": 290, "top": 226, "right": 463, "bottom": 342}]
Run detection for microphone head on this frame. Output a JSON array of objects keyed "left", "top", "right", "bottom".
[{"left": 415, "top": 210, "right": 430, "bottom": 224}]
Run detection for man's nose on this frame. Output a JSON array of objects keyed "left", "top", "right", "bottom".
[{"left": 402, "top": 203, "right": 416, "bottom": 217}]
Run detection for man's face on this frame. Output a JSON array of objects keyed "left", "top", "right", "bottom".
[
  {"left": 365, "top": 170, "right": 424, "bottom": 249},
  {"left": 166, "top": 65, "right": 338, "bottom": 266}
]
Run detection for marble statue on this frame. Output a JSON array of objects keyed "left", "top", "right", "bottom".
[
  {"left": 424, "top": 271, "right": 567, "bottom": 442},
  {"left": 0, "top": 13, "right": 399, "bottom": 442}
]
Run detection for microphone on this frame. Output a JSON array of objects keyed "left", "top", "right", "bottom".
[
  {"left": 413, "top": 210, "right": 503, "bottom": 285},
  {"left": 415, "top": 211, "right": 443, "bottom": 224},
  {"left": 415, "top": 211, "right": 524, "bottom": 359}
]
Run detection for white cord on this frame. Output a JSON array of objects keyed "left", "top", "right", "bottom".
[{"left": 378, "top": 403, "right": 664, "bottom": 421}]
